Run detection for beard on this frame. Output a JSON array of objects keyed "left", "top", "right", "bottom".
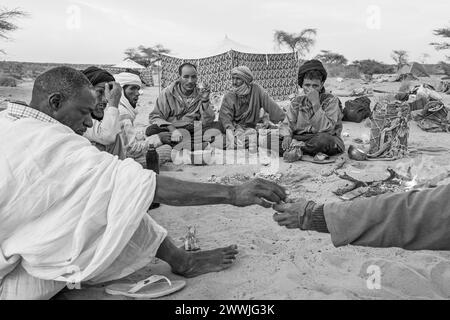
[{"left": 91, "top": 104, "right": 106, "bottom": 121}]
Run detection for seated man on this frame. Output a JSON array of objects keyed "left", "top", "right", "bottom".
[
  {"left": 114, "top": 72, "right": 172, "bottom": 168},
  {"left": 146, "top": 62, "right": 222, "bottom": 151},
  {"left": 279, "top": 60, "right": 345, "bottom": 159},
  {"left": 0, "top": 67, "right": 287, "bottom": 300},
  {"left": 219, "top": 66, "right": 285, "bottom": 149},
  {"left": 81, "top": 66, "right": 125, "bottom": 159}
]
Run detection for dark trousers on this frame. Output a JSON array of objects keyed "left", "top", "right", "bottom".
[
  {"left": 268, "top": 132, "right": 344, "bottom": 157},
  {"left": 146, "top": 122, "right": 225, "bottom": 151},
  {"left": 293, "top": 132, "right": 344, "bottom": 156}
]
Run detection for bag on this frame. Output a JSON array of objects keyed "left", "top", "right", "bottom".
[{"left": 343, "top": 97, "right": 372, "bottom": 123}]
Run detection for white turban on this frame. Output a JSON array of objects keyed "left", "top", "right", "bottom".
[{"left": 114, "top": 72, "right": 142, "bottom": 88}]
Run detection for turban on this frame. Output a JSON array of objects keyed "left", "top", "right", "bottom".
[
  {"left": 231, "top": 66, "right": 254, "bottom": 84},
  {"left": 114, "top": 72, "right": 142, "bottom": 88},
  {"left": 297, "top": 59, "right": 327, "bottom": 87},
  {"left": 82, "top": 66, "right": 115, "bottom": 86}
]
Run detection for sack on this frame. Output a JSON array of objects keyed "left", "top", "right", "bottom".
[
  {"left": 343, "top": 97, "right": 372, "bottom": 123},
  {"left": 414, "top": 101, "right": 449, "bottom": 132}
]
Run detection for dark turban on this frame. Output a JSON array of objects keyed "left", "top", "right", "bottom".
[
  {"left": 297, "top": 59, "right": 327, "bottom": 87},
  {"left": 82, "top": 66, "right": 115, "bottom": 86}
]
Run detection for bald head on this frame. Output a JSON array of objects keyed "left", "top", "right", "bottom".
[{"left": 30, "top": 66, "right": 96, "bottom": 135}]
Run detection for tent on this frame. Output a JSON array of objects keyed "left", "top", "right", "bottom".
[
  {"left": 160, "top": 49, "right": 299, "bottom": 100},
  {"left": 111, "top": 59, "right": 145, "bottom": 70},
  {"left": 397, "top": 62, "right": 429, "bottom": 77},
  {"left": 106, "top": 59, "right": 154, "bottom": 86},
  {"left": 208, "top": 35, "right": 258, "bottom": 56}
]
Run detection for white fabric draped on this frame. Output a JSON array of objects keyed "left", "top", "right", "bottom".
[{"left": 0, "top": 112, "right": 167, "bottom": 288}]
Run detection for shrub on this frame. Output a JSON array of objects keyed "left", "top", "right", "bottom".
[
  {"left": 343, "top": 65, "right": 361, "bottom": 79},
  {"left": 0, "top": 75, "right": 17, "bottom": 87},
  {"left": 352, "top": 59, "right": 395, "bottom": 75},
  {"left": 324, "top": 64, "right": 361, "bottom": 79}
]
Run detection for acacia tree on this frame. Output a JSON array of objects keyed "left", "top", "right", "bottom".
[
  {"left": 0, "top": 7, "right": 27, "bottom": 54},
  {"left": 391, "top": 50, "right": 409, "bottom": 69},
  {"left": 430, "top": 25, "right": 450, "bottom": 61},
  {"left": 314, "top": 50, "right": 348, "bottom": 65},
  {"left": 273, "top": 28, "right": 317, "bottom": 58},
  {"left": 124, "top": 44, "right": 171, "bottom": 68}
]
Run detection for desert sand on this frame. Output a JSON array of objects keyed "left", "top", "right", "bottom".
[{"left": 2, "top": 76, "right": 450, "bottom": 300}]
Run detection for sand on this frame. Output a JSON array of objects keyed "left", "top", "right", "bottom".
[{"left": 2, "top": 76, "right": 450, "bottom": 300}]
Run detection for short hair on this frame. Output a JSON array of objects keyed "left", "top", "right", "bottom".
[
  {"left": 178, "top": 62, "right": 197, "bottom": 75},
  {"left": 303, "top": 70, "right": 324, "bottom": 82},
  {"left": 32, "top": 66, "right": 93, "bottom": 101}
]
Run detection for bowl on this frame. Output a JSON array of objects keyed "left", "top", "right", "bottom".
[{"left": 348, "top": 145, "right": 368, "bottom": 161}]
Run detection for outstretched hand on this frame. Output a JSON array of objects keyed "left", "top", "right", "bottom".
[
  {"left": 232, "top": 178, "right": 287, "bottom": 208},
  {"left": 272, "top": 199, "right": 311, "bottom": 229}
]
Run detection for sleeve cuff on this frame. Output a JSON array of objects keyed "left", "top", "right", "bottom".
[{"left": 310, "top": 204, "right": 329, "bottom": 233}]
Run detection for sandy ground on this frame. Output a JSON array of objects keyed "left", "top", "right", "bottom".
[{"left": 2, "top": 76, "right": 450, "bottom": 300}]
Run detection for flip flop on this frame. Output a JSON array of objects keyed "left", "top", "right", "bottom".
[{"left": 105, "top": 275, "right": 186, "bottom": 299}]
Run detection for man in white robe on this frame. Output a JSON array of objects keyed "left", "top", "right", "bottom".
[{"left": 114, "top": 72, "right": 172, "bottom": 167}]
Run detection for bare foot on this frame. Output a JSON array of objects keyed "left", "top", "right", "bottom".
[{"left": 172, "top": 245, "right": 238, "bottom": 278}]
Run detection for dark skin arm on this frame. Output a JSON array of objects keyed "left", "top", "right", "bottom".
[{"left": 154, "top": 175, "right": 287, "bottom": 208}]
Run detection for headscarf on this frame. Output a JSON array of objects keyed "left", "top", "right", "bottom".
[
  {"left": 114, "top": 72, "right": 142, "bottom": 120},
  {"left": 82, "top": 66, "right": 115, "bottom": 86},
  {"left": 114, "top": 72, "right": 143, "bottom": 88},
  {"left": 231, "top": 66, "right": 254, "bottom": 97},
  {"left": 297, "top": 59, "right": 327, "bottom": 87}
]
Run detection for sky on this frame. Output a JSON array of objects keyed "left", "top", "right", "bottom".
[{"left": 0, "top": 0, "right": 449, "bottom": 64}]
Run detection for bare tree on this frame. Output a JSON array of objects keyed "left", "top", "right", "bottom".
[
  {"left": 124, "top": 44, "right": 171, "bottom": 68},
  {"left": 0, "top": 7, "right": 27, "bottom": 53},
  {"left": 430, "top": 25, "right": 450, "bottom": 61},
  {"left": 315, "top": 50, "right": 348, "bottom": 65},
  {"left": 391, "top": 50, "right": 409, "bottom": 69},
  {"left": 273, "top": 29, "right": 317, "bottom": 57}
]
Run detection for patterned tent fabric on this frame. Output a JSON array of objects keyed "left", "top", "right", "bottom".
[{"left": 161, "top": 50, "right": 298, "bottom": 101}]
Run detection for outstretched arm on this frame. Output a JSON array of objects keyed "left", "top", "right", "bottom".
[
  {"left": 273, "top": 183, "right": 450, "bottom": 251},
  {"left": 154, "top": 175, "right": 287, "bottom": 208}
]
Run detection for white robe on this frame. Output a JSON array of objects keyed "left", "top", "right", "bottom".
[{"left": 0, "top": 110, "right": 167, "bottom": 298}]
